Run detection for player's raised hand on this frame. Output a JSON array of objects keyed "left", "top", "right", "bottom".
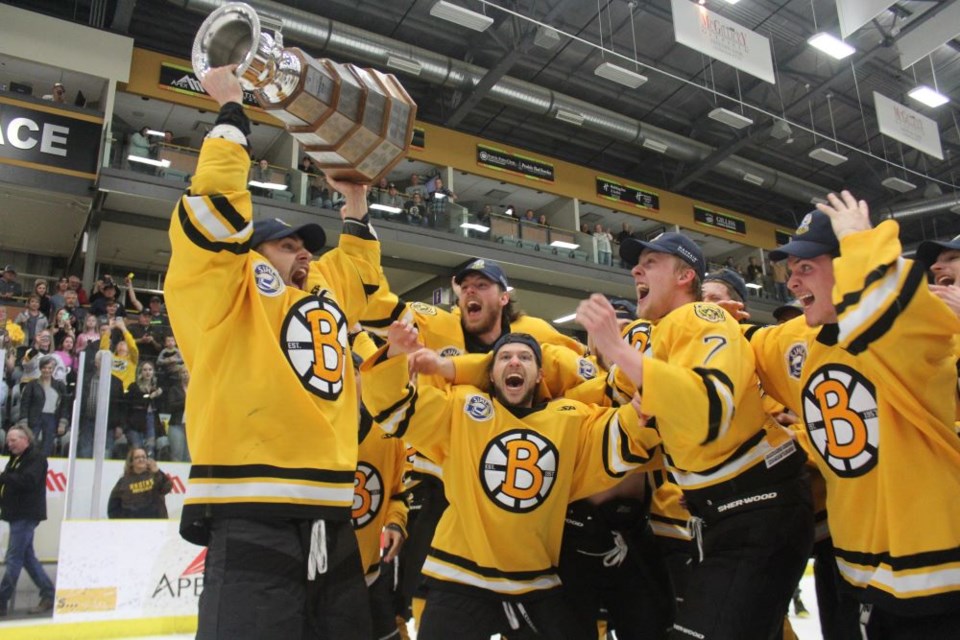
[
  {"left": 716, "top": 299, "right": 751, "bottom": 321},
  {"left": 386, "top": 321, "right": 421, "bottom": 358},
  {"left": 324, "top": 173, "right": 369, "bottom": 221},
  {"left": 816, "top": 190, "right": 871, "bottom": 241},
  {"left": 200, "top": 65, "right": 243, "bottom": 107},
  {"left": 929, "top": 284, "right": 960, "bottom": 319},
  {"left": 576, "top": 294, "right": 623, "bottom": 363}
]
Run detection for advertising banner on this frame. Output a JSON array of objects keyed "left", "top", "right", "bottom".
[{"left": 874, "top": 92, "right": 944, "bottom": 160}]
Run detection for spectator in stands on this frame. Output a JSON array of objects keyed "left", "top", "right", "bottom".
[
  {"left": 120, "top": 276, "right": 143, "bottom": 314},
  {"left": 44, "top": 82, "right": 66, "bottom": 103},
  {"left": 32, "top": 280, "right": 51, "bottom": 318},
  {"left": 146, "top": 296, "right": 168, "bottom": 328},
  {"left": 723, "top": 256, "right": 738, "bottom": 272},
  {"left": 156, "top": 335, "right": 183, "bottom": 388},
  {"left": 100, "top": 300, "right": 121, "bottom": 326},
  {"left": 66, "top": 275, "right": 88, "bottom": 305},
  {"left": 15, "top": 296, "right": 49, "bottom": 347},
  {"left": 129, "top": 309, "right": 163, "bottom": 363},
  {"left": 51, "top": 334, "right": 76, "bottom": 385},
  {"left": 369, "top": 177, "right": 389, "bottom": 205},
  {"left": 19, "top": 356, "right": 69, "bottom": 456},
  {"left": 593, "top": 223, "right": 613, "bottom": 266},
  {"left": 249, "top": 158, "right": 271, "bottom": 196},
  {"left": 100, "top": 318, "right": 138, "bottom": 391},
  {"left": 404, "top": 191, "right": 427, "bottom": 226},
  {"left": 427, "top": 177, "right": 456, "bottom": 229},
  {"left": 163, "top": 365, "right": 189, "bottom": 462},
  {"left": 579, "top": 223, "right": 590, "bottom": 234},
  {"left": 49, "top": 277, "right": 69, "bottom": 314},
  {"left": 537, "top": 213, "right": 549, "bottom": 226},
  {"left": 59, "top": 290, "right": 86, "bottom": 333},
  {"left": 107, "top": 448, "right": 172, "bottom": 519},
  {"left": 19, "top": 330, "right": 54, "bottom": 388},
  {"left": 0, "top": 266, "right": 22, "bottom": 300},
  {"left": 128, "top": 126, "right": 155, "bottom": 171},
  {"left": 76, "top": 349, "right": 124, "bottom": 458},
  {"left": 123, "top": 361, "right": 162, "bottom": 457},
  {"left": 745, "top": 256, "right": 763, "bottom": 284},
  {"left": 770, "top": 259, "right": 789, "bottom": 302},
  {"left": 378, "top": 183, "right": 405, "bottom": 216},
  {"left": 0, "top": 425, "right": 57, "bottom": 616},
  {"left": 615, "top": 223, "right": 633, "bottom": 268},
  {"left": 523, "top": 209, "right": 536, "bottom": 222},
  {"left": 49, "top": 307, "right": 75, "bottom": 351},
  {"left": 74, "top": 314, "right": 99, "bottom": 353},
  {"left": 405, "top": 173, "right": 428, "bottom": 199},
  {"left": 91, "top": 278, "right": 125, "bottom": 318},
  {"left": 477, "top": 204, "right": 493, "bottom": 226}
]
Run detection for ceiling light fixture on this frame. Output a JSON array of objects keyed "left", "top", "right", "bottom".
[
  {"left": 808, "top": 33, "right": 855, "bottom": 60},
  {"left": 553, "top": 312, "right": 577, "bottom": 324},
  {"left": 881, "top": 177, "right": 917, "bottom": 193},
  {"left": 642, "top": 138, "right": 669, "bottom": 154},
  {"left": 146, "top": 129, "right": 166, "bottom": 137},
  {"left": 810, "top": 196, "right": 828, "bottom": 205},
  {"left": 808, "top": 147, "right": 848, "bottom": 166},
  {"left": 907, "top": 85, "right": 949, "bottom": 108},
  {"left": 555, "top": 108, "right": 585, "bottom": 126},
  {"left": 594, "top": 62, "right": 648, "bottom": 89},
  {"left": 247, "top": 180, "right": 288, "bottom": 191},
  {"left": 550, "top": 240, "right": 580, "bottom": 250},
  {"left": 460, "top": 222, "right": 490, "bottom": 232},
  {"left": 429, "top": 1, "right": 494, "bottom": 32},
  {"left": 386, "top": 55, "right": 422, "bottom": 76},
  {"left": 370, "top": 203, "right": 403, "bottom": 214},
  {"left": 742, "top": 172, "right": 764, "bottom": 186},
  {"left": 534, "top": 26, "right": 561, "bottom": 50},
  {"left": 127, "top": 156, "right": 170, "bottom": 168},
  {"left": 708, "top": 107, "right": 753, "bottom": 129}
]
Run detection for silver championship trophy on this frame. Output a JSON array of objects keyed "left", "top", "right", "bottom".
[{"left": 192, "top": 2, "right": 417, "bottom": 184}]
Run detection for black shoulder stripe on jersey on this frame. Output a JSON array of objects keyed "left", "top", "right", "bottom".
[
  {"left": 693, "top": 367, "right": 735, "bottom": 444},
  {"left": 601, "top": 423, "right": 626, "bottom": 479},
  {"left": 835, "top": 262, "right": 894, "bottom": 316},
  {"left": 206, "top": 194, "right": 248, "bottom": 234},
  {"left": 816, "top": 323, "right": 838, "bottom": 346},
  {"left": 188, "top": 463, "right": 355, "bottom": 484},
  {"left": 833, "top": 545, "right": 960, "bottom": 572},
  {"left": 371, "top": 384, "right": 416, "bottom": 424},
  {"left": 178, "top": 201, "right": 248, "bottom": 255},
  {"left": 363, "top": 283, "right": 379, "bottom": 297},
  {"left": 845, "top": 259, "right": 926, "bottom": 356},
  {"left": 428, "top": 547, "right": 555, "bottom": 581},
  {"left": 342, "top": 218, "right": 377, "bottom": 241},
  {"left": 743, "top": 324, "right": 763, "bottom": 341},
  {"left": 391, "top": 389, "right": 418, "bottom": 440},
  {"left": 361, "top": 301, "right": 409, "bottom": 328}
]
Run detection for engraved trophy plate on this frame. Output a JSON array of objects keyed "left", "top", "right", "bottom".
[{"left": 192, "top": 1, "right": 417, "bottom": 184}]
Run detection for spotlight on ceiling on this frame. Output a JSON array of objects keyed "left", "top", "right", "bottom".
[
  {"left": 808, "top": 33, "right": 855, "bottom": 60},
  {"left": 907, "top": 85, "right": 949, "bottom": 108}
]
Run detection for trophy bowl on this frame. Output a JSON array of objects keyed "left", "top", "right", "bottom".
[{"left": 192, "top": 2, "right": 417, "bottom": 184}]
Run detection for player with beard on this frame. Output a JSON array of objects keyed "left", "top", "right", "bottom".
[
  {"left": 165, "top": 66, "right": 382, "bottom": 639},
  {"left": 577, "top": 232, "right": 813, "bottom": 640},
  {"left": 360, "top": 325, "right": 659, "bottom": 639},
  {"left": 359, "top": 257, "right": 585, "bottom": 627}
]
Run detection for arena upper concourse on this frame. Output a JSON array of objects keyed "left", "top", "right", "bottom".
[{"left": 0, "top": 0, "right": 958, "bottom": 638}]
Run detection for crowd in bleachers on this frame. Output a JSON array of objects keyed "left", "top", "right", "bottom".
[{"left": 0, "top": 270, "right": 189, "bottom": 462}]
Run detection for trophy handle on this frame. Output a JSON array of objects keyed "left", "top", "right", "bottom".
[{"left": 191, "top": 2, "right": 286, "bottom": 94}]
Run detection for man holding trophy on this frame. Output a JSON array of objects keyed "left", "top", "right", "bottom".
[{"left": 166, "top": 4, "right": 416, "bottom": 638}]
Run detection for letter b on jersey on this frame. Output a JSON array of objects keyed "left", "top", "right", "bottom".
[
  {"left": 480, "top": 430, "right": 559, "bottom": 513},
  {"left": 803, "top": 364, "right": 879, "bottom": 477}
]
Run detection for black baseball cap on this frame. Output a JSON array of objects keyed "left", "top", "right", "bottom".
[
  {"left": 454, "top": 258, "right": 510, "bottom": 290},
  {"left": 620, "top": 232, "right": 705, "bottom": 280},
  {"left": 491, "top": 332, "right": 542, "bottom": 367},
  {"left": 773, "top": 299, "right": 804, "bottom": 322},
  {"left": 769, "top": 210, "right": 838, "bottom": 261},
  {"left": 916, "top": 234, "right": 960, "bottom": 267},
  {"left": 251, "top": 218, "right": 326, "bottom": 253},
  {"left": 2, "top": 264, "right": 15, "bottom": 274},
  {"left": 704, "top": 268, "right": 748, "bottom": 303},
  {"left": 608, "top": 297, "right": 637, "bottom": 321}
]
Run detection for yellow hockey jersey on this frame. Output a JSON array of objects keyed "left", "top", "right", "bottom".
[
  {"left": 748, "top": 221, "right": 960, "bottom": 614},
  {"left": 616, "top": 305, "right": 802, "bottom": 496},
  {"left": 166, "top": 137, "right": 381, "bottom": 544},
  {"left": 101, "top": 329, "right": 138, "bottom": 390},
  {"left": 360, "top": 349, "right": 660, "bottom": 598},
  {"left": 354, "top": 410, "right": 408, "bottom": 582}
]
